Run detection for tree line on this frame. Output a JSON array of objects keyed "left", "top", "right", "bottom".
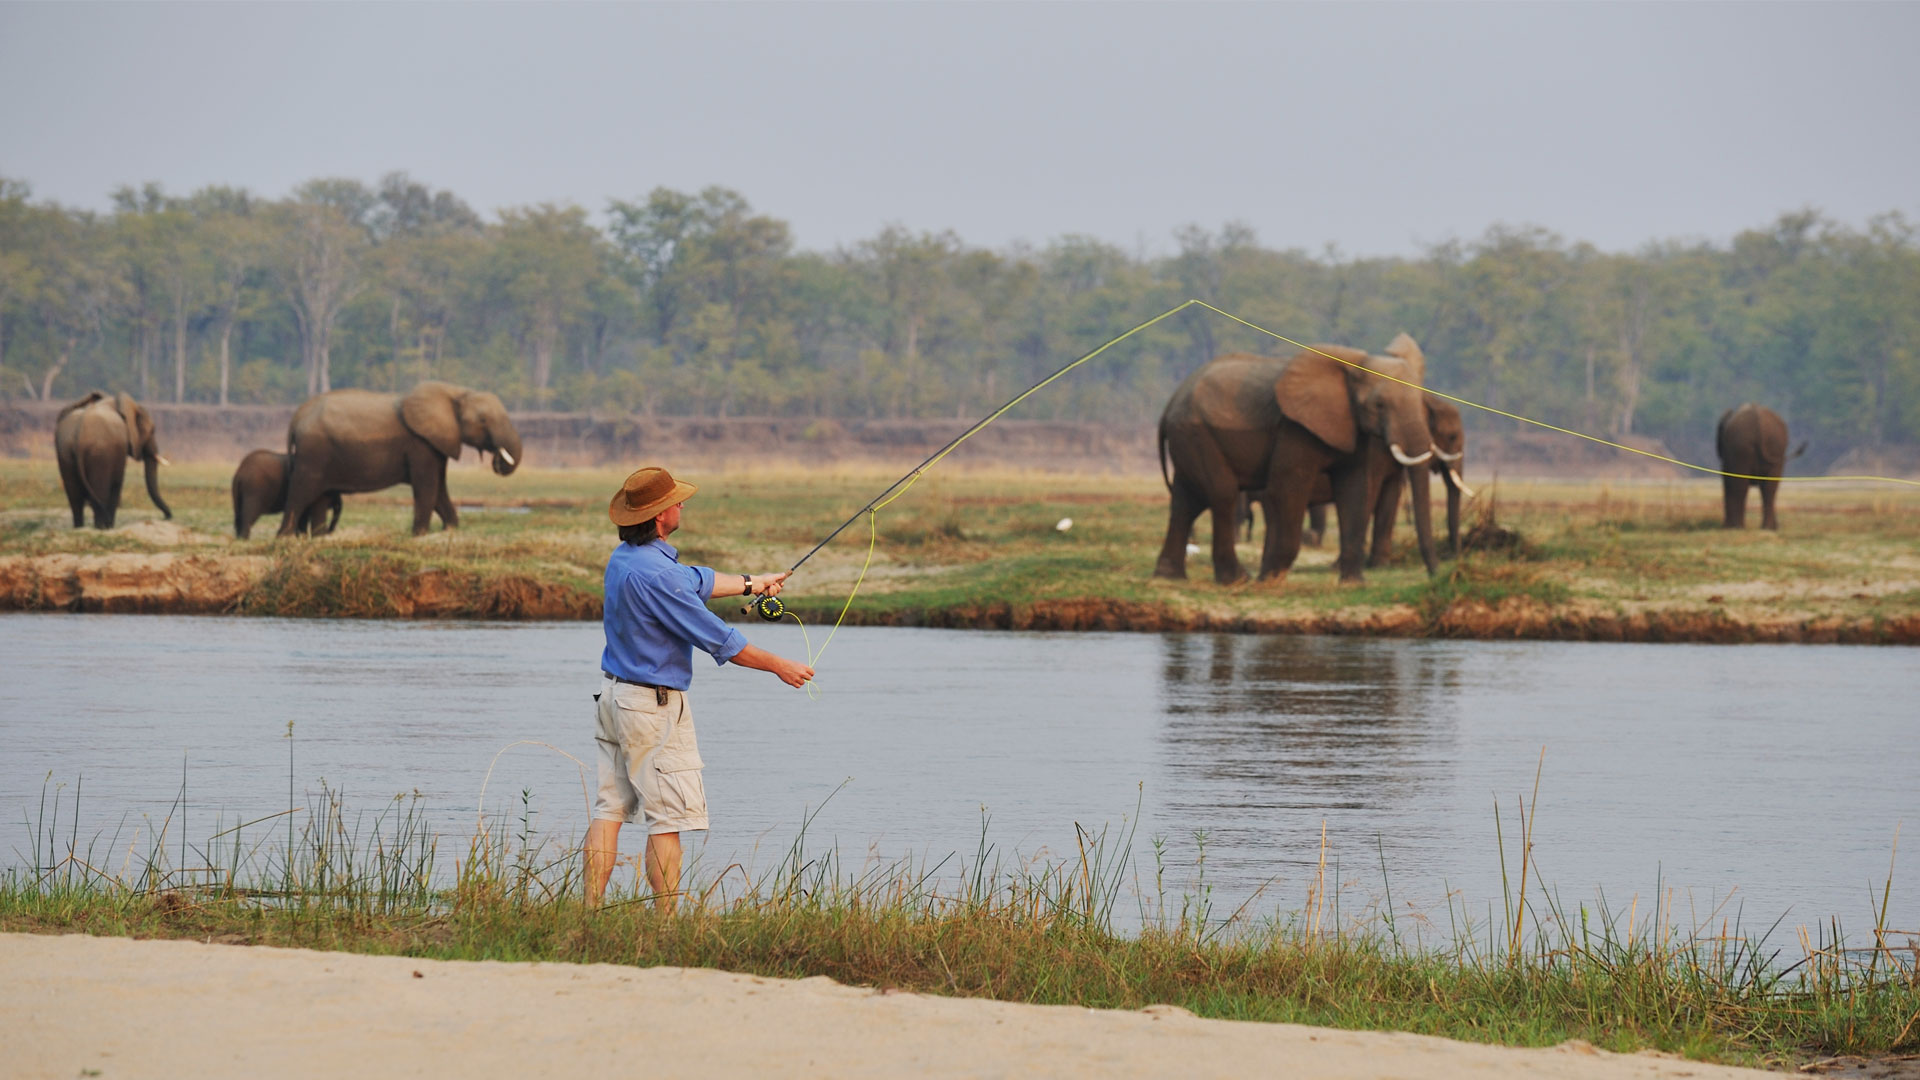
[{"left": 2, "top": 173, "right": 1914, "bottom": 466}]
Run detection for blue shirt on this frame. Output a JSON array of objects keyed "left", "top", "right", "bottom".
[{"left": 600, "top": 539, "right": 747, "bottom": 690}]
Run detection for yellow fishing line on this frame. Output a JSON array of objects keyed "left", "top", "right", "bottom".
[{"left": 783, "top": 298, "right": 1920, "bottom": 680}]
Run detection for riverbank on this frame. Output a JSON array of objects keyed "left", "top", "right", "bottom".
[
  {"left": 1, "top": 932, "right": 1779, "bottom": 1080},
  {"left": 3, "top": 462, "right": 1917, "bottom": 643}
]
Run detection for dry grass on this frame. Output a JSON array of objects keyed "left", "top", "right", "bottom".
[{"left": 2, "top": 460, "right": 1918, "bottom": 639}]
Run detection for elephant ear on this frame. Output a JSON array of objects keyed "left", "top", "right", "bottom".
[
  {"left": 400, "top": 381, "right": 465, "bottom": 459},
  {"left": 1383, "top": 333, "right": 1425, "bottom": 382},
  {"left": 1276, "top": 348, "right": 1363, "bottom": 454},
  {"left": 114, "top": 393, "right": 147, "bottom": 456}
]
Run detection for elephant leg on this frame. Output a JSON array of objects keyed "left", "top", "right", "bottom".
[
  {"left": 1207, "top": 488, "right": 1247, "bottom": 585},
  {"left": 1259, "top": 482, "right": 1312, "bottom": 582},
  {"left": 1303, "top": 503, "right": 1326, "bottom": 547},
  {"left": 1331, "top": 468, "right": 1371, "bottom": 584},
  {"left": 276, "top": 449, "right": 332, "bottom": 534},
  {"left": 57, "top": 456, "right": 86, "bottom": 529},
  {"left": 1153, "top": 481, "right": 1206, "bottom": 580},
  {"left": 321, "top": 493, "right": 343, "bottom": 536},
  {"left": 1720, "top": 476, "right": 1748, "bottom": 528},
  {"left": 407, "top": 451, "right": 445, "bottom": 535},
  {"left": 99, "top": 459, "right": 125, "bottom": 530},
  {"left": 1759, "top": 479, "right": 1780, "bottom": 530},
  {"left": 434, "top": 459, "right": 459, "bottom": 530},
  {"left": 1369, "top": 469, "right": 1405, "bottom": 568}
]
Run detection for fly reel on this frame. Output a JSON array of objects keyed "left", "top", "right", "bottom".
[{"left": 744, "top": 593, "right": 786, "bottom": 621}]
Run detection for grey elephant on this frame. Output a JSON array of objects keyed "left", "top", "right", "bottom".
[
  {"left": 279, "top": 381, "right": 522, "bottom": 537},
  {"left": 1716, "top": 403, "right": 1804, "bottom": 529},
  {"left": 1355, "top": 396, "right": 1472, "bottom": 562},
  {"left": 53, "top": 391, "right": 172, "bottom": 529},
  {"left": 1155, "top": 335, "right": 1439, "bottom": 585},
  {"left": 233, "top": 449, "right": 342, "bottom": 540}
]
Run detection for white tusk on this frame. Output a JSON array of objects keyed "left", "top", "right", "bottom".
[
  {"left": 1449, "top": 468, "right": 1475, "bottom": 499},
  {"left": 1390, "top": 443, "right": 1433, "bottom": 467},
  {"left": 1432, "top": 447, "right": 1463, "bottom": 463},
  {"left": 497, "top": 447, "right": 515, "bottom": 467},
  {"left": 156, "top": 456, "right": 172, "bottom": 466}
]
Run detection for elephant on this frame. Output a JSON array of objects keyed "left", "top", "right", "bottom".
[
  {"left": 1716, "top": 403, "right": 1804, "bottom": 529},
  {"left": 53, "top": 391, "right": 172, "bottom": 529},
  {"left": 233, "top": 449, "right": 341, "bottom": 540},
  {"left": 278, "top": 380, "right": 522, "bottom": 537},
  {"left": 1356, "top": 396, "right": 1473, "bottom": 563},
  {"left": 1155, "top": 335, "right": 1439, "bottom": 585}
]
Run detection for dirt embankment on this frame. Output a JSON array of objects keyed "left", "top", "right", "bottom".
[
  {"left": 827, "top": 597, "right": 1920, "bottom": 644},
  {"left": 4, "top": 549, "right": 1916, "bottom": 643}
]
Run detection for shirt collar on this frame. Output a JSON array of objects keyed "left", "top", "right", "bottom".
[{"left": 646, "top": 538, "right": 680, "bottom": 562}]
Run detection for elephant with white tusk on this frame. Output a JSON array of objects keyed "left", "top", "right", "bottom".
[
  {"left": 1155, "top": 334, "right": 1440, "bottom": 586},
  {"left": 277, "top": 380, "right": 523, "bottom": 537},
  {"left": 1358, "top": 395, "right": 1472, "bottom": 563},
  {"left": 53, "top": 391, "right": 172, "bottom": 529}
]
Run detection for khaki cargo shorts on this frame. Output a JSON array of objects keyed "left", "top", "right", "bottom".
[{"left": 593, "top": 676, "right": 709, "bottom": 834}]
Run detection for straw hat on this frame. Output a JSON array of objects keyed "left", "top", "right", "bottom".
[{"left": 608, "top": 466, "right": 697, "bottom": 526}]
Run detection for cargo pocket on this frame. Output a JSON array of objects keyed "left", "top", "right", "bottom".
[
  {"left": 653, "top": 746, "right": 704, "bottom": 773},
  {"left": 654, "top": 699, "right": 703, "bottom": 772}
]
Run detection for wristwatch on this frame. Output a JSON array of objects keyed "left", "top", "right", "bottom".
[{"left": 743, "top": 574, "right": 754, "bottom": 594}]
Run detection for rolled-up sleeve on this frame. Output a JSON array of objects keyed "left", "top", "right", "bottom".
[{"left": 632, "top": 564, "right": 746, "bottom": 665}]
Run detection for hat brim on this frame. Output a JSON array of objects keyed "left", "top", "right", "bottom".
[{"left": 609, "top": 479, "right": 697, "bottom": 526}]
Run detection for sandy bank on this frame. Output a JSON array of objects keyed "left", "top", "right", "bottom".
[{"left": 0, "top": 932, "right": 1766, "bottom": 1080}]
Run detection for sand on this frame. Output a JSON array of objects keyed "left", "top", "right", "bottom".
[{"left": 0, "top": 932, "right": 1772, "bottom": 1080}]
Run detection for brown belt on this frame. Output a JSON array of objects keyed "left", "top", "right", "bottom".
[{"left": 603, "top": 672, "right": 674, "bottom": 706}]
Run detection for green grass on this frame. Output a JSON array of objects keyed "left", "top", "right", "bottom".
[
  {"left": 3, "top": 460, "right": 1918, "bottom": 638},
  {"left": 6, "top": 776, "right": 1916, "bottom": 1069}
]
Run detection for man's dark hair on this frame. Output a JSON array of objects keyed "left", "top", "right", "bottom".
[{"left": 619, "top": 519, "right": 660, "bottom": 546}]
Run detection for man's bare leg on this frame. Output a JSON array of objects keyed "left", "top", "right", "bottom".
[
  {"left": 584, "top": 818, "right": 622, "bottom": 907},
  {"left": 645, "top": 831, "right": 682, "bottom": 913}
]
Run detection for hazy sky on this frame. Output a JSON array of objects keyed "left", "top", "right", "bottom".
[{"left": 3, "top": 2, "right": 1914, "bottom": 257}]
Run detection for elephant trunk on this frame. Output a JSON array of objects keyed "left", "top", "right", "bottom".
[
  {"left": 491, "top": 431, "right": 523, "bottom": 476},
  {"left": 1408, "top": 463, "right": 1437, "bottom": 577},
  {"left": 1440, "top": 464, "right": 1463, "bottom": 553},
  {"left": 143, "top": 453, "right": 172, "bottom": 520}
]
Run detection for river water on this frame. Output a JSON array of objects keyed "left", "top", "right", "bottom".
[{"left": 2, "top": 614, "right": 1912, "bottom": 940}]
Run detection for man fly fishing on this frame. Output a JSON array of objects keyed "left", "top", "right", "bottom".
[{"left": 584, "top": 466, "right": 814, "bottom": 910}]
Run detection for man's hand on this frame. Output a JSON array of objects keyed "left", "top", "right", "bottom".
[
  {"left": 729, "top": 643, "right": 814, "bottom": 687},
  {"left": 767, "top": 654, "right": 814, "bottom": 688},
  {"left": 753, "top": 571, "right": 790, "bottom": 597}
]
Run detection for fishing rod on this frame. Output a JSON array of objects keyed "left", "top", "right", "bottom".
[{"left": 740, "top": 301, "right": 1197, "bottom": 621}]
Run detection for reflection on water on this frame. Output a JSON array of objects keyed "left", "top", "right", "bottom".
[
  {"left": 1160, "top": 633, "right": 1456, "bottom": 808},
  {"left": 1155, "top": 635, "right": 1463, "bottom": 891},
  {"left": 1, "top": 615, "right": 1913, "bottom": 938}
]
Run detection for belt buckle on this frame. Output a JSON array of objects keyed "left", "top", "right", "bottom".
[{"left": 655, "top": 685, "right": 669, "bottom": 707}]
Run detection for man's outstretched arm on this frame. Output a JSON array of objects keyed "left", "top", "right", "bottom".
[{"left": 729, "top": 643, "right": 813, "bottom": 688}]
